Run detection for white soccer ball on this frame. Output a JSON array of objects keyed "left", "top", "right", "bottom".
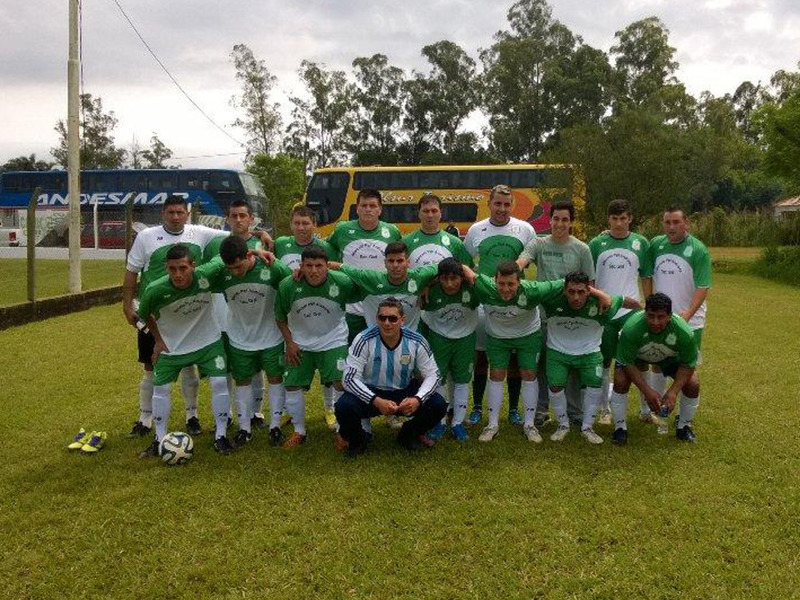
[{"left": 159, "top": 432, "right": 194, "bottom": 466}]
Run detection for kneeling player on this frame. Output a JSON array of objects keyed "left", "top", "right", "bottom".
[{"left": 610, "top": 293, "right": 701, "bottom": 445}]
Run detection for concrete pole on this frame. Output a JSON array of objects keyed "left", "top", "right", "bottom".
[{"left": 67, "top": 0, "right": 82, "bottom": 292}]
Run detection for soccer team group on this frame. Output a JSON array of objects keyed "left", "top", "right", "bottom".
[{"left": 121, "top": 184, "right": 711, "bottom": 459}]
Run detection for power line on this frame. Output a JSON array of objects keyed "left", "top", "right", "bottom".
[
  {"left": 167, "top": 151, "right": 247, "bottom": 160},
  {"left": 108, "top": 0, "right": 244, "bottom": 148}
]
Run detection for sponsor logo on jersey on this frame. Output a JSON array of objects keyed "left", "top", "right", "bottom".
[{"left": 399, "top": 354, "right": 412, "bottom": 365}]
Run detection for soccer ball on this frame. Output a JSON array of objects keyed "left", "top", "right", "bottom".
[{"left": 159, "top": 432, "right": 194, "bottom": 466}]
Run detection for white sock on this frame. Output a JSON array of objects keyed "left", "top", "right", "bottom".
[
  {"left": 236, "top": 384, "right": 253, "bottom": 433},
  {"left": 447, "top": 378, "right": 455, "bottom": 404},
  {"left": 252, "top": 372, "right": 264, "bottom": 416},
  {"left": 582, "top": 387, "right": 602, "bottom": 431},
  {"left": 209, "top": 376, "right": 230, "bottom": 439},
  {"left": 152, "top": 383, "right": 171, "bottom": 442},
  {"left": 361, "top": 418, "right": 373, "bottom": 434},
  {"left": 610, "top": 390, "right": 629, "bottom": 430},
  {"left": 138, "top": 371, "right": 154, "bottom": 426},
  {"left": 521, "top": 380, "right": 539, "bottom": 427},
  {"left": 452, "top": 383, "right": 469, "bottom": 426},
  {"left": 487, "top": 380, "right": 504, "bottom": 428},
  {"left": 678, "top": 393, "right": 699, "bottom": 429},
  {"left": 323, "top": 385, "right": 335, "bottom": 411},
  {"left": 285, "top": 389, "right": 306, "bottom": 435},
  {"left": 644, "top": 371, "right": 667, "bottom": 415},
  {"left": 549, "top": 389, "right": 569, "bottom": 428},
  {"left": 436, "top": 384, "right": 449, "bottom": 425},
  {"left": 180, "top": 366, "right": 199, "bottom": 420},
  {"left": 599, "top": 367, "right": 611, "bottom": 412},
  {"left": 227, "top": 373, "right": 236, "bottom": 415},
  {"left": 268, "top": 383, "right": 285, "bottom": 429}
]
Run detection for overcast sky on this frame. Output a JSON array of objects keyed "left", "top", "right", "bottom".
[{"left": 2, "top": 0, "right": 798, "bottom": 170}]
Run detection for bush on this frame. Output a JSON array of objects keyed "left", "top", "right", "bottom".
[{"left": 754, "top": 245, "right": 800, "bottom": 287}]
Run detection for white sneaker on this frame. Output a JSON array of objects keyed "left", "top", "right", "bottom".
[
  {"left": 478, "top": 425, "right": 499, "bottom": 442},
  {"left": 597, "top": 409, "right": 612, "bottom": 426},
  {"left": 581, "top": 428, "right": 604, "bottom": 445},
  {"left": 640, "top": 412, "right": 658, "bottom": 425},
  {"left": 550, "top": 425, "right": 570, "bottom": 442},
  {"left": 523, "top": 424, "right": 542, "bottom": 443}
]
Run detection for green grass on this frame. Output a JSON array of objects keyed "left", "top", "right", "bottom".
[
  {"left": 2, "top": 270, "right": 800, "bottom": 599},
  {"left": 0, "top": 259, "right": 124, "bottom": 306}
]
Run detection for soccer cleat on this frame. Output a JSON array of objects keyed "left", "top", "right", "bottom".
[
  {"left": 68, "top": 428, "right": 91, "bottom": 450},
  {"left": 213, "top": 436, "right": 235, "bottom": 455},
  {"left": 550, "top": 425, "right": 570, "bottom": 442},
  {"left": 508, "top": 409, "right": 523, "bottom": 426},
  {"left": 533, "top": 414, "right": 551, "bottom": 429},
  {"left": 639, "top": 412, "right": 659, "bottom": 425},
  {"left": 127, "top": 421, "right": 152, "bottom": 438},
  {"left": 450, "top": 423, "right": 469, "bottom": 442},
  {"left": 596, "top": 409, "right": 612, "bottom": 426},
  {"left": 81, "top": 431, "right": 107, "bottom": 453},
  {"left": 345, "top": 437, "right": 368, "bottom": 458},
  {"left": 268, "top": 427, "right": 285, "bottom": 447},
  {"left": 523, "top": 424, "right": 542, "bottom": 443},
  {"left": 233, "top": 429, "right": 252, "bottom": 447},
  {"left": 282, "top": 432, "right": 307, "bottom": 448},
  {"left": 251, "top": 414, "right": 266, "bottom": 429},
  {"left": 138, "top": 439, "right": 160, "bottom": 459},
  {"left": 417, "top": 434, "right": 436, "bottom": 448},
  {"left": 478, "top": 424, "right": 499, "bottom": 442},
  {"left": 333, "top": 433, "right": 349, "bottom": 453},
  {"left": 324, "top": 409, "right": 338, "bottom": 430},
  {"left": 467, "top": 408, "right": 483, "bottom": 426},
  {"left": 581, "top": 428, "right": 603, "bottom": 445},
  {"left": 676, "top": 425, "right": 698, "bottom": 443},
  {"left": 397, "top": 434, "right": 424, "bottom": 452},
  {"left": 185, "top": 416, "right": 202, "bottom": 437},
  {"left": 426, "top": 422, "right": 446, "bottom": 441},
  {"left": 611, "top": 428, "right": 628, "bottom": 446}
]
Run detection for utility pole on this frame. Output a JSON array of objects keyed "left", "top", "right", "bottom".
[{"left": 67, "top": 0, "right": 82, "bottom": 292}]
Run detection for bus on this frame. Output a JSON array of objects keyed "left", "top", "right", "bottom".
[{"left": 303, "top": 164, "right": 586, "bottom": 237}]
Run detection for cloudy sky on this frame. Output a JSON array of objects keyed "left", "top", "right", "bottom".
[{"left": 2, "top": 0, "right": 798, "bottom": 169}]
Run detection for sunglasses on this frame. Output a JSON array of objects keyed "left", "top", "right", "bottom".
[{"left": 377, "top": 314, "right": 400, "bottom": 323}]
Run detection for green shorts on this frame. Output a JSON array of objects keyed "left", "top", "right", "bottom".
[
  {"left": 346, "top": 313, "right": 368, "bottom": 345},
  {"left": 546, "top": 348, "right": 603, "bottom": 388},
  {"left": 227, "top": 342, "right": 284, "bottom": 383},
  {"left": 283, "top": 345, "right": 348, "bottom": 389},
  {"left": 485, "top": 331, "right": 542, "bottom": 371},
  {"left": 600, "top": 311, "right": 635, "bottom": 363},
  {"left": 153, "top": 339, "right": 227, "bottom": 387},
  {"left": 426, "top": 330, "right": 476, "bottom": 384}
]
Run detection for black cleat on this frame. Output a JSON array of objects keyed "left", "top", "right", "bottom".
[
  {"left": 268, "top": 427, "right": 285, "bottom": 447},
  {"left": 226, "top": 417, "right": 233, "bottom": 430},
  {"left": 138, "top": 439, "right": 159, "bottom": 459},
  {"left": 345, "top": 438, "right": 368, "bottom": 459},
  {"left": 127, "top": 421, "right": 152, "bottom": 438},
  {"left": 186, "top": 417, "right": 202, "bottom": 437},
  {"left": 233, "top": 429, "right": 252, "bottom": 447},
  {"left": 397, "top": 433, "right": 424, "bottom": 452},
  {"left": 213, "top": 436, "right": 235, "bottom": 455},
  {"left": 251, "top": 414, "right": 266, "bottom": 429},
  {"left": 676, "top": 425, "right": 698, "bottom": 443},
  {"left": 611, "top": 428, "right": 628, "bottom": 446}
]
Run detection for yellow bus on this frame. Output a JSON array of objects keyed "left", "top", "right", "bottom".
[{"left": 303, "top": 164, "right": 586, "bottom": 237}]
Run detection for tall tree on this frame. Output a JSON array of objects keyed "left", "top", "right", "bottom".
[
  {"left": 397, "top": 76, "right": 436, "bottom": 164},
  {"left": 52, "top": 93, "right": 126, "bottom": 169},
  {"left": 230, "top": 44, "right": 283, "bottom": 159},
  {"left": 141, "top": 134, "right": 175, "bottom": 168},
  {"left": 1, "top": 154, "right": 54, "bottom": 172},
  {"left": 247, "top": 153, "right": 306, "bottom": 235},
  {"left": 759, "top": 91, "right": 800, "bottom": 190}
]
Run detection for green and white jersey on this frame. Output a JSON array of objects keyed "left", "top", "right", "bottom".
[
  {"left": 126, "top": 224, "right": 223, "bottom": 299},
  {"left": 203, "top": 233, "right": 261, "bottom": 332},
  {"left": 520, "top": 235, "right": 595, "bottom": 282},
  {"left": 212, "top": 259, "right": 292, "bottom": 351},
  {"left": 275, "top": 235, "right": 334, "bottom": 271},
  {"left": 339, "top": 264, "right": 438, "bottom": 331},
  {"left": 275, "top": 270, "right": 359, "bottom": 352},
  {"left": 589, "top": 232, "right": 651, "bottom": 320},
  {"left": 649, "top": 234, "right": 712, "bottom": 329},
  {"left": 327, "top": 219, "right": 402, "bottom": 316},
  {"left": 473, "top": 274, "right": 564, "bottom": 339},
  {"left": 402, "top": 228, "right": 473, "bottom": 269},
  {"left": 464, "top": 217, "right": 536, "bottom": 276},
  {"left": 541, "top": 295, "right": 624, "bottom": 356},
  {"left": 137, "top": 260, "right": 226, "bottom": 357},
  {"left": 421, "top": 282, "right": 481, "bottom": 339},
  {"left": 616, "top": 311, "right": 698, "bottom": 368}
]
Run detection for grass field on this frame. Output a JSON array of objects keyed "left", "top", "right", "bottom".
[
  {"left": 0, "top": 259, "right": 124, "bottom": 306},
  {"left": 2, "top": 266, "right": 800, "bottom": 598}
]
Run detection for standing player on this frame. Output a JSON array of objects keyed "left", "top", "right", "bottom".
[
  {"left": 610, "top": 293, "right": 701, "bottom": 444},
  {"left": 402, "top": 193, "right": 472, "bottom": 269},
  {"left": 326, "top": 189, "right": 401, "bottom": 344},
  {"left": 464, "top": 185, "right": 536, "bottom": 426},
  {"left": 274, "top": 246, "right": 359, "bottom": 447},
  {"left": 588, "top": 199, "right": 653, "bottom": 424}
]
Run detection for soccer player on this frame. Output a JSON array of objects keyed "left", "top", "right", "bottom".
[
  {"left": 274, "top": 246, "right": 359, "bottom": 447},
  {"left": 610, "top": 293, "right": 701, "bottom": 444},
  {"left": 402, "top": 193, "right": 472, "bottom": 268},
  {"left": 215, "top": 235, "right": 291, "bottom": 447},
  {"left": 464, "top": 185, "right": 536, "bottom": 426},
  {"left": 336, "top": 298, "right": 447, "bottom": 457},
  {"left": 326, "top": 189, "right": 402, "bottom": 343},
  {"left": 516, "top": 200, "right": 595, "bottom": 427},
  {"left": 539, "top": 272, "right": 636, "bottom": 444},
  {"left": 123, "top": 195, "right": 226, "bottom": 438},
  {"left": 588, "top": 199, "right": 653, "bottom": 424},
  {"left": 420, "top": 257, "right": 480, "bottom": 442},
  {"left": 136, "top": 244, "right": 233, "bottom": 457}
]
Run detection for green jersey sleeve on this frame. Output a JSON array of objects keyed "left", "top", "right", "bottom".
[
  {"left": 202, "top": 235, "right": 226, "bottom": 263},
  {"left": 409, "top": 264, "right": 439, "bottom": 288},
  {"left": 693, "top": 241, "right": 712, "bottom": 288},
  {"left": 615, "top": 318, "right": 641, "bottom": 366},
  {"left": 524, "top": 278, "right": 565, "bottom": 304},
  {"left": 339, "top": 264, "right": 386, "bottom": 294},
  {"left": 473, "top": 274, "right": 496, "bottom": 302},
  {"left": 269, "top": 259, "right": 293, "bottom": 288},
  {"left": 274, "top": 279, "right": 292, "bottom": 322},
  {"left": 638, "top": 236, "right": 653, "bottom": 278},
  {"left": 598, "top": 295, "right": 625, "bottom": 324},
  {"left": 676, "top": 324, "right": 699, "bottom": 368},
  {"left": 453, "top": 238, "right": 474, "bottom": 268}
]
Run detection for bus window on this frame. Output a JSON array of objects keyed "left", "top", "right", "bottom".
[
  {"left": 441, "top": 203, "right": 478, "bottom": 223},
  {"left": 451, "top": 170, "right": 479, "bottom": 189},
  {"left": 510, "top": 170, "right": 540, "bottom": 188},
  {"left": 479, "top": 170, "right": 511, "bottom": 188},
  {"left": 307, "top": 171, "right": 350, "bottom": 225},
  {"left": 179, "top": 171, "right": 202, "bottom": 190},
  {"left": 152, "top": 172, "right": 179, "bottom": 190},
  {"left": 419, "top": 171, "right": 450, "bottom": 189}
]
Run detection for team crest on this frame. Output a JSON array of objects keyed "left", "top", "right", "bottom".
[
  {"left": 517, "top": 295, "right": 528, "bottom": 307},
  {"left": 329, "top": 283, "right": 340, "bottom": 298},
  {"left": 632, "top": 240, "right": 641, "bottom": 251},
  {"left": 666, "top": 333, "right": 677, "bottom": 345},
  {"left": 259, "top": 270, "right": 271, "bottom": 281},
  {"left": 683, "top": 245, "right": 693, "bottom": 258},
  {"left": 408, "top": 280, "right": 418, "bottom": 293},
  {"left": 462, "top": 291, "right": 471, "bottom": 303},
  {"left": 381, "top": 228, "right": 390, "bottom": 238},
  {"left": 588, "top": 306, "right": 598, "bottom": 317},
  {"left": 442, "top": 235, "right": 450, "bottom": 246},
  {"left": 198, "top": 277, "right": 209, "bottom": 290}
]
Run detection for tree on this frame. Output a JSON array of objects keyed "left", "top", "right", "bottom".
[
  {"left": 52, "top": 93, "right": 126, "bottom": 169},
  {"left": 141, "top": 134, "right": 175, "bottom": 168},
  {"left": 397, "top": 76, "right": 436, "bottom": 164},
  {"left": 247, "top": 153, "right": 306, "bottom": 235},
  {"left": 230, "top": 44, "right": 283, "bottom": 159},
  {"left": 1, "top": 154, "right": 54, "bottom": 173},
  {"left": 759, "top": 92, "right": 800, "bottom": 190}
]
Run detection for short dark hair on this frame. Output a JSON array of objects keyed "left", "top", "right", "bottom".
[
  {"left": 219, "top": 235, "right": 249, "bottom": 265},
  {"left": 357, "top": 188, "right": 382, "bottom": 205},
  {"left": 301, "top": 245, "right": 327, "bottom": 262},
  {"left": 166, "top": 243, "right": 192, "bottom": 262},
  {"left": 607, "top": 199, "right": 631, "bottom": 216},
  {"left": 645, "top": 293, "right": 672, "bottom": 314},
  {"left": 495, "top": 260, "right": 520, "bottom": 279},
  {"left": 437, "top": 257, "right": 463, "bottom": 278},
  {"left": 564, "top": 271, "right": 590, "bottom": 287},
  {"left": 664, "top": 206, "right": 687, "bottom": 218},
  {"left": 384, "top": 241, "right": 408, "bottom": 257},
  {"left": 418, "top": 193, "right": 442, "bottom": 208},
  {"left": 377, "top": 296, "right": 404, "bottom": 316},
  {"left": 291, "top": 205, "right": 317, "bottom": 222},
  {"left": 550, "top": 201, "right": 575, "bottom": 220},
  {"left": 163, "top": 194, "right": 188, "bottom": 209}
]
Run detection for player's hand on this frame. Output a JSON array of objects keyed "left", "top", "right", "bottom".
[
  {"left": 151, "top": 340, "right": 168, "bottom": 365},
  {"left": 253, "top": 250, "right": 275, "bottom": 265},
  {"left": 327, "top": 261, "right": 342, "bottom": 270},
  {"left": 285, "top": 341, "right": 302, "bottom": 366},
  {"left": 256, "top": 230, "right": 275, "bottom": 251},
  {"left": 461, "top": 266, "right": 477, "bottom": 285},
  {"left": 291, "top": 268, "right": 303, "bottom": 281},
  {"left": 661, "top": 390, "right": 678, "bottom": 413},
  {"left": 123, "top": 305, "right": 138, "bottom": 326},
  {"left": 373, "top": 397, "right": 398, "bottom": 416},
  {"left": 643, "top": 387, "right": 662, "bottom": 413},
  {"left": 397, "top": 397, "right": 420, "bottom": 416},
  {"left": 678, "top": 309, "right": 692, "bottom": 322}
]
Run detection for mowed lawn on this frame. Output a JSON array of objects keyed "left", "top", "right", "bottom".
[{"left": 2, "top": 270, "right": 799, "bottom": 599}]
